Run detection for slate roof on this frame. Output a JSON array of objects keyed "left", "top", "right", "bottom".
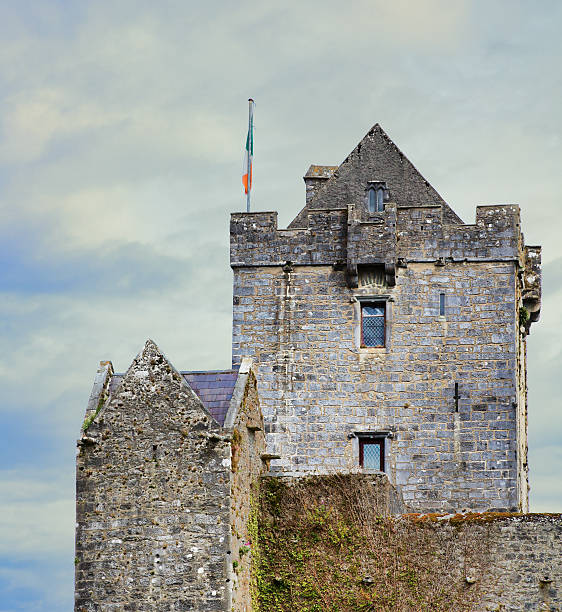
[
  {"left": 182, "top": 369, "right": 239, "bottom": 426},
  {"left": 107, "top": 368, "right": 239, "bottom": 426}
]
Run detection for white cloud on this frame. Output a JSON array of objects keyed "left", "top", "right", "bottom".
[
  {"left": 0, "top": 88, "right": 123, "bottom": 164},
  {"left": 0, "top": 470, "right": 73, "bottom": 559},
  {"left": 374, "top": 0, "right": 470, "bottom": 47},
  {"left": 0, "top": 1, "right": 561, "bottom": 608}
]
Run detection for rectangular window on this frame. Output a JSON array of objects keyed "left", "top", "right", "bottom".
[
  {"left": 439, "top": 293, "right": 445, "bottom": 316},
  {"left": 359, "top": 438, "right": 385, "bottom": 471},
  {"left": 361, "top": 302, "right": 385, "bottom": 347}
]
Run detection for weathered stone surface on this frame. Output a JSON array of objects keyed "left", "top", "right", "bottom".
[
  {"left": 75, "top": 342, "right": 265, "bottom": 612},
  {"left": 405, "top": 513, "right": 562, "bottom": 612},
  {"left": 230, "top": 124, "right": 541, "bottom": 515},
  {"left": 227, "top": 363, "right": 265, "bottom": 612},
  {"left": 76, "top": 123, "right": 553, "bottom": 611},
  {"left": 255, "top": 473, "right": 562, "bottom": 611},
  {"left": 470, "top": 514, "right": 562, "bottom": 611}
]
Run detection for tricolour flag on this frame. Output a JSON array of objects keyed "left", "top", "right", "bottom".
[{"left": 243, "top": 100, "right": 254, "bottom": 196}]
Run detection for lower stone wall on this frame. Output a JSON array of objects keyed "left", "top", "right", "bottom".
[
  {"left": 254, "top": 474, "right": 561, "bottom": 612},
  {"left": 75, "top": 341, "right": 232, "bottom": 611},
  {"left": 228, "top": 368, "right": 266, "bottom": 611},
  {"left": 469, "top": 514, "right": 560, "bottom": 611}
]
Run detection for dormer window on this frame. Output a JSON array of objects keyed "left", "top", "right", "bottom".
[{"left": 367, "top": 183, "right": 386, "bottom": 213}]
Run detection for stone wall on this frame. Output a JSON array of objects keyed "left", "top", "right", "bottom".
[
  {"left": 75, "top": 341, "right": 232, "bottom": 611},
  {"left": 226, "top": 365, "right": 266, "bottom": 612},
  {"left": 255, "top": 473, "right": 562, "bottom": 612},
  {"left": 472, "top": 514, "right": 561, "bottom": 611},
  {"left": 232, "top": 257, "right": 523, "bottom": 513}
]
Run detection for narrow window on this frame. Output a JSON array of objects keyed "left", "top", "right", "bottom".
[
  {"left": 359, "top": 438, "right": 385, "bottom": 471},
  {"left": 439, "top": 293, "right": 445, "bottom": 316},
  {"left": 361, "top": 302, "right": 385, "bottom": 347},
  {"left": 368, "top": 188, "right": 376, "bottom": 213},
  {"left": 376, "top": 187, "right": 384, "bottom": 211}
]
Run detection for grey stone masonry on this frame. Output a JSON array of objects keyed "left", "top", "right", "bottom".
[
  {"left": 416, "top": 513, "right": 562, "bottom": 612},
  {"left": 230, "top": 123, "right": 541, "bottom": 514},
  {"left": 303, "top": 164, "right": 338, "bottom": 204},
  {"left": 475, "top": 513, "right": 562, "bottom": 611},
  {"left": 75, "top": 341, "right": 265, "bottom": 612}
]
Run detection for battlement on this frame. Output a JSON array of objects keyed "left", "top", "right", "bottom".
[
  {"left": 230, "top": 209, "right": 348, "bottom": 267},
  {"left": 231, "top": 203, "right": 526, "bottom": 278}
]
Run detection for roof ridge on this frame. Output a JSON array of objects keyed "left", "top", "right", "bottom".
[{"left": 182, "top": 368, "right": 239, "bottom": 375}]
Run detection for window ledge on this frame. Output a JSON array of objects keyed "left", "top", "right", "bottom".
[{"left": 359, "top": 346, "right": 387, "bottom": 352}]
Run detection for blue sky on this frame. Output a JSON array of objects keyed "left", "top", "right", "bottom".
[{"left": 1, "top": 1, "right": 561, "bottom": 609}]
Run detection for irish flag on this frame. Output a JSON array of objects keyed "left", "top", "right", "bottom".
[{"left": 243, "top": 99, "right": 254, "bottom": 197}]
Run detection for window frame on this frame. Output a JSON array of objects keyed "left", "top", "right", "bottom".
[
  {"left": 439, "top": 292, "right": 445, "bottom": 316},
  {"left": 376, "top": 187, "right": 384, "bottom": 212},
  {"left": 367, "top": 187, "right": 385, "bottom": 213},
  {"left": 368, "top": 188, "right": 376, "bottom": 213},
  {"left": 359, "top": 437, "right": 385, "bottom": 471},
  {"left": 360, "top": 301, "right": 386, "bottom": 348}
]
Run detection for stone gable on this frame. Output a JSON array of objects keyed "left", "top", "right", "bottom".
[
  {"left": 289, "top": 123, "right": 461, "bottom": 228},
  {"left": 75, "top": 341, "right": 265, "bottom": 611}
]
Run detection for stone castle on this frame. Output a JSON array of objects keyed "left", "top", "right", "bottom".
[{"left": 75, "top": 125, "right": 560, "bottom": 612}]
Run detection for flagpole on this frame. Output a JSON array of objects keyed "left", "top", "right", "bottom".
[{"left": 246, "top": 98, "right": 254, "bottom": 213}]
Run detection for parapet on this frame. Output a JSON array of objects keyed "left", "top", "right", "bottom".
[
  {"left": 394, "top": 203, "right": 522, "bottom": 262},
  {"left": 230, "top": 209, "right": 348, "bottom": 267},
  {"left": 231, "top": 202, "right": 526, "bottom": 272}
]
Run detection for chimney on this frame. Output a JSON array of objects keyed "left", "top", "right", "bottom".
[{"left": 303, "top": 165, "right": 338, "bottom": 204}]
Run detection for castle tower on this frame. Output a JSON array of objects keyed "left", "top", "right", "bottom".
[{"left": 230, "top": 124, "right": 541, "bottom": 513}]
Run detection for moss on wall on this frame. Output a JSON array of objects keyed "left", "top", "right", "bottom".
[{"left": 255, "top": 474, "right": 491, "bottom": 612}]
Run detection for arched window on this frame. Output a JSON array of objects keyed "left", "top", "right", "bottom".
[
  {"left": 368, "top": 186, "right": 385, "bottom": 213},
  {"left": 376, "top": 187, "right": 384, "bottom": 212},
  {"left": 368, "top": 188, "right": 376, "bottom": 213}
]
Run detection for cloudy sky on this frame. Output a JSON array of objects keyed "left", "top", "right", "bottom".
[{"left": 1, "top": 1, "right": 561, "bottom": 609}]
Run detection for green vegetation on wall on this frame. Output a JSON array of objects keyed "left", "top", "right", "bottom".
[
  {"left": 254, "top": 475, "right": 491, "bottom": 612},
  {"left": 82, "top": 395, "right": 106, "bottom": 432}
]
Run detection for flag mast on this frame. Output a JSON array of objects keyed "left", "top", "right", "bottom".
[{"left": 245, "top": 98, "right": 254, "bottom": 212}]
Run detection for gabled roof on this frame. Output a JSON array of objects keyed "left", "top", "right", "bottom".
[
  {"left": 107, "top": 367, "right": 239, "bottom": 426},
  {"left": 290, "top": 124, "right": 462, "bottom": 227},
  {"left": 183, "top": 370, "right": 239, "bottom": 426}
]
